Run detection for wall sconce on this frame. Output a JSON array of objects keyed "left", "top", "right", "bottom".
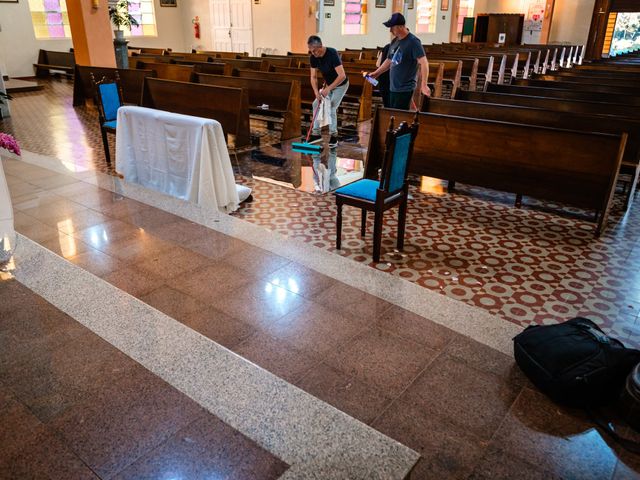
[{"left": 92, "top": 0, "right": 100, "bottom": 9}]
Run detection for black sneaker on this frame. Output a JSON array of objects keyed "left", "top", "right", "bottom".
[
  {"left": 329, "top": 135, "right": 339, "bottom": 147},
  {"left": 307, "top": 134, "right": 322, "bottom": 144}
]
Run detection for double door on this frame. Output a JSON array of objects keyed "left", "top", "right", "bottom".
[{"left": 211, "top": 0, "right": 253, "bottom": 53}]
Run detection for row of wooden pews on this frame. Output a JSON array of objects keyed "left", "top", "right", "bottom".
[{"left": 374, "top": 49, "right": 639, "bottom": 235}]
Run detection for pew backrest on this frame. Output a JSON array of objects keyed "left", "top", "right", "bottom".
[
  {"left": 141, "top": 77, "right": 250, "bottom": 147},
  {"left": 365, "top": 107, "right": 626, "bottom": 235},
  {"left": 136, "top": 62, "right": 194, "bottom": 82},
  {"left": 73, "top": 65, "right": 155, "bottom": 106}
]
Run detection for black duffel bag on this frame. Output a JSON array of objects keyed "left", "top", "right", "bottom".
[{"left": 514, "top": 317, "right": 640, "bottom": 407}]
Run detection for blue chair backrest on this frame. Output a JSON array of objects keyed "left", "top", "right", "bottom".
[
  {"left": 98, "top": 82, "right": 121, "bottom": 122},
  {"left": 388, "top": 132, "right": 411, "bottom": 193}
]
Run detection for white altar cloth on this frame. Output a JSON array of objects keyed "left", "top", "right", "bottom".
[{"left": 116, "top": 106, "right": 244, "bottom": 213}]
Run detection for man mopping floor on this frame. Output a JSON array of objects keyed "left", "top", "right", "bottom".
[{"left": 306, "top": 35, "right": 349, "bottom": 148}]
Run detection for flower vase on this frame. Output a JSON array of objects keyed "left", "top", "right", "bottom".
[{"left": 114, "top": 29, "right": 124, "bottom": 40}]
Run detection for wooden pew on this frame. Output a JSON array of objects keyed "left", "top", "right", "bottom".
[
  {"left": 33, "top": 49, "right": 75, "bottom": 77},
  {"left": 430, "top": 55, "right": 494, "bottom": 91},
  {"left": 554, "top": 68, "right": 640, "bottom": 79},
  {"left": 340, "top": 51, "right": 363, "bottom": 62},
  {"left": 458, "top": 90, "right": 640, "bottom": 118},
  {"left": 364, "top": 107, "right": 626, "bottom": 235},
  {"left": 573, "top": 64, "right": 640, "bottom": 73},
  {"left": 194, "top": 72, "right": 301, "bottom": 140},
  {"left": 486, "top": 83, "right": 640, "bottom": 108},
  {"left": 193, "top": 50, "right": 248, "bottom": 58},
  {"left": 165, "top": 52, "right": 215, "bottom": 63},
  {"left": 234, "top": 69, "right": 370, "bottom": 127},
  {"left": 73, "top": 65, "right": 155, "bottom": 106},
  {"left": 130, "top": 54, "right": 177, "bottom": 64},
  {"left": 190, "top": 62, "right": 231, "bottom": 76},
  {"left": 422, "top": 97, "right": 640, "bottom": 209},
  {"left": 128, "top": 47, "right": 168, "bottom": 55},
  {"left": 269, "top": 66, "right": 374, "bottom": 119},
  {"left": 135, "top": 62, "right": 194, "bottom": 82},
  {"left": 141, "top": 77, "right": 251, "bottom": 148},
  {"left": 259, "top": 56, "right": 295, "bottom": 68},
  {"left": 528, "top": 73, "right": 640, "bottom": 88},
  {"left": 512, "top": 78, "right": 640, "bottom": 97}
]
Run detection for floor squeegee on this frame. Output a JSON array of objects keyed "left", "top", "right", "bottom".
[{"left": 291, "top": 96, "right": 324, "bottom": 154}]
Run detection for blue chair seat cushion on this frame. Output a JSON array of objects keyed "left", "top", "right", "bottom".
[
  {"left": 335, "top": 179, "right": 380, "bottom": 202},
  {"left": 103, "top": 120, "right": 117, "bottom": 129}
]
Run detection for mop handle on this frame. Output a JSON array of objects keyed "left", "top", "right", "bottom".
[{"left": 305, "top": 84, "right": 326, "bottom": 143}]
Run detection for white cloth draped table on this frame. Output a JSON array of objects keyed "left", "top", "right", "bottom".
[{"left": 116, "top": 106, "right": 247, "bottom": 213}]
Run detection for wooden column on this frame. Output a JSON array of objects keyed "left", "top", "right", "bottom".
[
  {"left": 539, "top": 0, "right": 555, "bottom": 44},
  {"left": 585, "top": 0, "right": 612, "bottom": 61},
  {"left": 66, "top": 0, "right": 116, "bottom": 67},
  {"left": 290, "top": 0, "right": 317, "bottom": 54}
]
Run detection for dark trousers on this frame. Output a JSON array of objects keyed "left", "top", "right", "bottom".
[
  {"left": 380, "top": 88, "right": 391, "bottom": 108},
  {"left": 389, "top": 91, "right": 413, "bottom": 110}
]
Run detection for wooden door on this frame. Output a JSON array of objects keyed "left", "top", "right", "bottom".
[
  {"left": 211, "top": 0, "right": 232, "bottom": 51},
  {"left": 585, "top": 0, "right": 612, "bottom": 60},
  {"left": 229, "top": 0, "right": 253, "bottom": 54},
  {"left": 211, "top": 0, "right": 253, "bottom": 53}
]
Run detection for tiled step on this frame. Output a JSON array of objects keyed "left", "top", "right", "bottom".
[{"left": 5, "top": 78, "right": 44, "bottom": 94}]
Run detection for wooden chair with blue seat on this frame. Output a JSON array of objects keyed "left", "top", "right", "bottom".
[
  {"left": 91, "top": 72, "right": 124, "bottom": 171},
  {"left": 334, "top": 114, "right": 419, "bottom": 262}
]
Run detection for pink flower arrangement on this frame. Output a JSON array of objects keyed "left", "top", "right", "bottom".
[{"left": 0, "top": 132, "right": 20, "bottom": 156}]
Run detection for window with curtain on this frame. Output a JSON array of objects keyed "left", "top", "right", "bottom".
[
  {"left": 416, "top": 0, "right": 436, "bottom": 34},
  {"left": 29, "top": 0, "right": 71, "bottom": 39},
  {"left": 124, "top": 0, "right": 157, "bottom": 37},
  {"left": 343, "top": 0, "right": 367, "bottom": 35}
]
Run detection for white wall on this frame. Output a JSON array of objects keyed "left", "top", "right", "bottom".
[
  {"left": 252, "top": 0, "right": 291, "bottom": 55},
  {"left": 0, "top": 0, "right": 595, "bottom": 77},
  {"left": 0, "top": 0, "right": 185, "bottom": 77},
  {"left": 181, "top": 0, "right": 212, "bottom": 52},
  {"left": 319, "top": 1, "right": 451, "bottom": 50},
  {"left": 548, "top": 0, "right": 594, "bottom": 45},
  {"left": 474, "top": 0, "right": 543, "bottom": 43},
  {"left": 127, "top": 0, "right": 186, "bottom": 52},
  {"left": 0, "top": 1, "right": 72, "bottom": 77}
]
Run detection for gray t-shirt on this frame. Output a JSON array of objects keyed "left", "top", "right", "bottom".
[{"left": 388, "top": 33, "right": 425, "bottom": 92}]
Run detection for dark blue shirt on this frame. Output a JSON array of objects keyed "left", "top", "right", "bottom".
[
  {"left": 388, "top": 33, "right": 425, "bottom": 92},
  {"left": 310, "top": 47, "right": 348, "bottom": 87}
]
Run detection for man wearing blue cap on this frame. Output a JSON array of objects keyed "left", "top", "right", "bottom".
[{"left": 367, "top": 13, "right": 430, "bottom": 110}]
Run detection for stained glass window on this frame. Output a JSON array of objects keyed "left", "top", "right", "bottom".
[
  {"left": 609, "top": 12, "right": 640, "bottom": 56},
  {"left": 416, "top": 0, "right": 436, "bottom": 34},
  {"left": 29, "top": 0, "right": 71, "bottom": 39},
  {"left": 125, "top": 0, "right": 157, "bottom": 37},
  {"left": 343, "top": 0, "right": 367, "bottom": 35}
]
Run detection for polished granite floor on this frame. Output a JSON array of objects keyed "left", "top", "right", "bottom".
[
  {"left": 3, "top": 156, "right": 640, "bottom": 479},
  {"left": 2, "top": 77, "right": 640, "bottom": 478},
  {"left": 0, "top": 278, "right": 288, "bottom": 479}
]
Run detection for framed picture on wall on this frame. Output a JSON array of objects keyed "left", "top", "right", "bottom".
[
  {"left": 375, "top": 0, "right": 386, "bottom": 7},
  {"left": 159, "top": 0, "right": 176, "bottom": 7},
  {"left": 324, "top": 0, "right": 335, "bottom": 5},
  {"left": 441, "top": 0, "right": 449, "bottom": 11}
]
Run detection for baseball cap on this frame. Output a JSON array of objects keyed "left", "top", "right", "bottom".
[{"left": 383, "top": 12, "right": 406, "bottom": 27}]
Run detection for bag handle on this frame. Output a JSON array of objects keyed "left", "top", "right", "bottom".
[{"left": 588, "top": 407, "right": 640, "bottom": 454}]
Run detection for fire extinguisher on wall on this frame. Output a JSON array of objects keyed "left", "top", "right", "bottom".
[{"left": 192, "top": 16, "right": 201, "bottom": 39}]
